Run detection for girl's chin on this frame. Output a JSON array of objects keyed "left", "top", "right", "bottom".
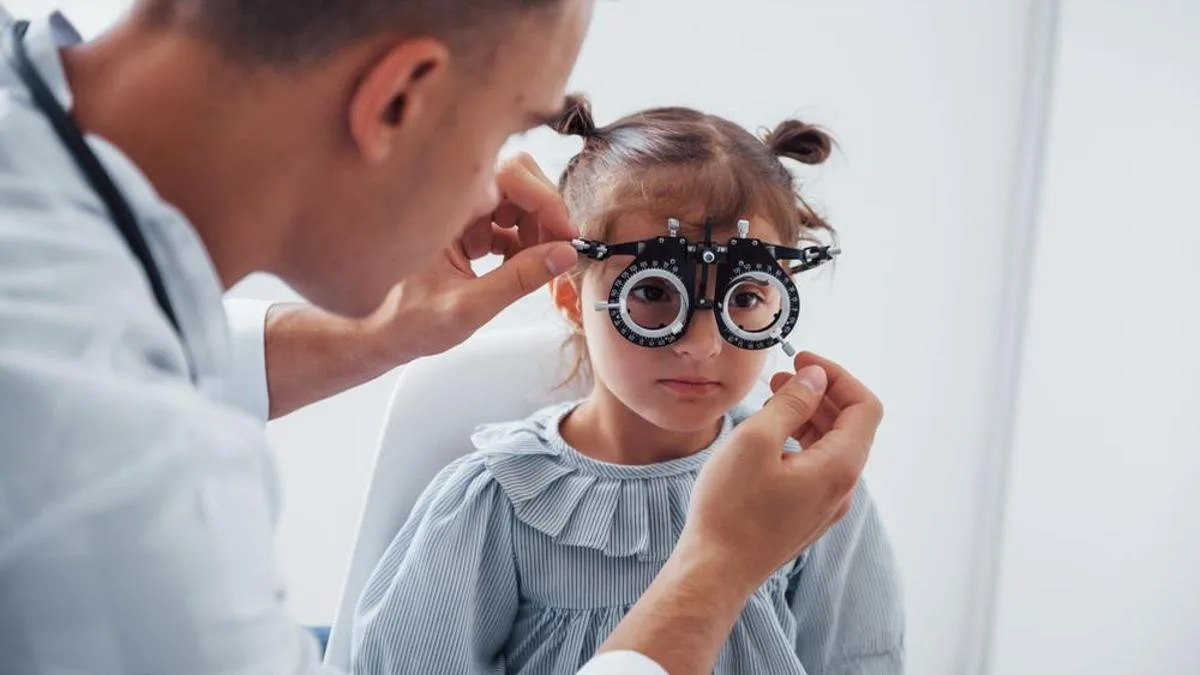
[{"left": 635, "top": 399, "right": 734, "bottom": 432}]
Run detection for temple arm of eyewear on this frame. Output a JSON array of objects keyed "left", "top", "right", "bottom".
[
  {"left": 772, "top": 244, "right": 842, "bottom": 274},
  {"left": 570, "top": 238, "right": 645, "bottom": 261}
]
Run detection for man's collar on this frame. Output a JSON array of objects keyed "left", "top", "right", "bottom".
[{"left": 5, "top": 10, "right": 83, "bottom": 112}]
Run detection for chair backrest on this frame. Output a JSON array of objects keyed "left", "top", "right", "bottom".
[{"left": 323, "top": 324, "right": 776, "bottom": 668}]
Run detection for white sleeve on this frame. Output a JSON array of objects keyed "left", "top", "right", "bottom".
[
  {"left": 576, "top": 651, "right": 668, "bottom": 675},
  {"left": 223, "top": 298, "right": 274, "bottom": 421}
]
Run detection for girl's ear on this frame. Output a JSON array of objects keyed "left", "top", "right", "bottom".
[{"left": 551, "top": 275, "right": 583, "bottom": 328}]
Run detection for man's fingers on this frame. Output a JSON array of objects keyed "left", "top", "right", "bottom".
[
  {"left": 496, "top": 153, "right": 576, "bottom": 242},
  {"left": 767, "top": 352, "right": 881, "bottom": 487},
  {"left": 491, "top": 202, "right": 523, "bottom": 230},
  {"left": 511, "top": 152, "right": 560, "bottom": 203},
  {"left": 788, "top": 399, "right": 881, "bottom": 490},
  {"left": 745, "top": 365, "right": 829, "bottom": 446},
  {"left": 467, "top": 240, "right": 578, "bottom": 323},
  {"left": 769, "top": 370, "right": 787, "bottom": 393},
  {"left": 828, "top": 396, "right": 885, "bottom": 451},
  {"left": 777, "top": 369, "right": 881, "bottom": 504},
  {"left": 517, "top": 205, "right": 542, "bottom": 250},
  {"left": 790, "top": 352, "right": 884, "bottom": 421},
  {"left": 770, "top": 371, "right": 839, "bottom": 438},
  {"left": 463, "top": 220, "right": 526, "bottom": 262},
  {"left": 489, "top": 199, "right": 547, "bottom": 251},
  {"left": 488, "top": 225, "right": 522, "bottom": 260},
  {"left": 783, "top": 437, "right": 864, "bottom": 509},
  {"left": 798, "top": 424, "right": 822, "bottom": 450},
  {"left": 776, "top": 352, "right": 883, "bottom": 440},
  {"left": 792, "top": 398, "right": 838, "bottom": 448},
  {"left": 461, "top": 218, "right": 495, "bottom": 260}
]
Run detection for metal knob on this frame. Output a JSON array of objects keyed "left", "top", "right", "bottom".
[
  {"left": 737, "top": 219, "right": 750, "bottom": 238},
  {"left": 770, "top": 326, "right": 797, "bottom": 357}
]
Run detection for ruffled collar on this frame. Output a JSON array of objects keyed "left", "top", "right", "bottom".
[{"left": 472, "top": 401, "right": 737, "bottom": 561}]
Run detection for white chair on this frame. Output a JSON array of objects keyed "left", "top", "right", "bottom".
[{"left": 323, "top": 324, "right": 776, "bottom": 669}]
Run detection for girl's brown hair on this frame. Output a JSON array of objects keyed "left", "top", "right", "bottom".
[{"left": 550, "top": 95, "right": 837, "bottom": 385}]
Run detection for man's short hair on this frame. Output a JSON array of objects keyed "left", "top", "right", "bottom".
[{"left": 180, "top": 0, "right": 563, "bottom": 64}]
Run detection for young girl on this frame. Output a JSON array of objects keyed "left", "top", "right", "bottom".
[{"left": 351, "top": 97, "right": 904, "bottom": 675}]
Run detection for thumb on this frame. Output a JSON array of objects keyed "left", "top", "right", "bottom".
[
  {"left": 471, "top": 241, "right": 578, "bottom": 319},
  {"left": 751, "top": 365, "right": 829, "bottom": 444}
]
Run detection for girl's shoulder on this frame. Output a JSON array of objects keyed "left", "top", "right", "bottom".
[
  {"left": 465, "top": 400, "right": 590, "bottom": 518},
  {"left": 406, "top": 402, "right": 577, "bottom": 522},
  {"left": 467, "top": 400, "right": 577, "bottom": 461},
  {"left": 414, "top": 401, "right": 581, "bottom": 525}
]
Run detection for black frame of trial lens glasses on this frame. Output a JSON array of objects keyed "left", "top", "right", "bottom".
[{"left": 571, "top": 217, "right": 840, "bottom": 354}]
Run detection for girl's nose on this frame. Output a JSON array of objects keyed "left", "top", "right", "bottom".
[{"left": 671, "top": 310, "right": 723, "bottom": 360}]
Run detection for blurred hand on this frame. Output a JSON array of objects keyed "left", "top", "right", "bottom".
[
  {"left": 359, "top": 152, "right": 579, "bottom": 364},
  {"left": 677, "top": 352, "right": 884, "bottom": 592}
]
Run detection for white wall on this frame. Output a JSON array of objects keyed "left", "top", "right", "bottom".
[{"left": 988, "top": 2, "right": 1200, "bottom": 674}]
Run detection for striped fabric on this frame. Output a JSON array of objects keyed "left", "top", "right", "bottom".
[{"left": 351, "top": 402, "right": 904, "bottom": 675}]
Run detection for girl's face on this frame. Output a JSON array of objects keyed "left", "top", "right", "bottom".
[{"left": 554, "top": 213, "right": 782, "bottom": 434}]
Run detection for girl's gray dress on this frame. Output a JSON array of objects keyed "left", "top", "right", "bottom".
[{"left": 352, "top": 401, "right": 904, "bottom": 674}]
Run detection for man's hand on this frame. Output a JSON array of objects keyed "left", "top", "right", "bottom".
[
  {"left": 261, "top": 153, "right": 578, "bottom": 418},
  {"left": 357, "top": 153, "right": 578, "bottom": 366},
  {"left": 596, "top": 352, "right": 883, "bottom": 674},
  {"left": 683, "top": 352, "right": 884, "bottom": 591}
]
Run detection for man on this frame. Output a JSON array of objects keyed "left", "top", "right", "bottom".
[{"left": 0, "top": 1, "right": 883, "bottom": 673}]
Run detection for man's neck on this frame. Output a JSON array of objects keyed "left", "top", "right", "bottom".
[{"left": 57, "top": 10, "right": 312, "bottom": 289}]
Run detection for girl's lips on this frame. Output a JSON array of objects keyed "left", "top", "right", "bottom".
[{"left": 657, "top": 379, "right": 722, "bottom": 396}]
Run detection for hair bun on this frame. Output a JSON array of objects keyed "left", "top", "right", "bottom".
[
  {"left": 551, "top": 94, "right": 598, "bottom": 138},
  {"left": 765, "top": 119, "right": 833, "bottom": 165}
]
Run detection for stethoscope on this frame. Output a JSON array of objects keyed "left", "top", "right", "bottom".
[{"left": 3, "top": 19, "right": 183, "bottom": 339}]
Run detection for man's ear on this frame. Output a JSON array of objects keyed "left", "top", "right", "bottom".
[
  {"left": 550, "top": 275, "right": 583, "bottom": 328},
  {"left": 348, "top": 38, "right": 449, "bottom": 163}
]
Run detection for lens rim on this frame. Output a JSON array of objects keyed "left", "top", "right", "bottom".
[
  {"left": 714, "top": 253, "right": 802, "bottom": 351},
  {"left": 719, "top": 270, "right": 791, "bottom": 339},
  {"left": 616, "top": 267, "right": 690, "bottom": 341}
]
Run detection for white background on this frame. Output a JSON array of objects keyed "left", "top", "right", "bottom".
[
  {"left": 988, "top": 2, "right": 1200, "bottom": 675},
  {"left": 7, "top": 1, "right": 1196, "bottom": 673}
]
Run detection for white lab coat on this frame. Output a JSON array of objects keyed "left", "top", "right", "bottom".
[{"left": 0, "top": 8, "right": 660, "bottom": 675}]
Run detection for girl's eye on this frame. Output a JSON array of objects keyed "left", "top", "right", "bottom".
[
  {"left": 631, "top": 284, "right": 670, "bottom": 303},
  {"left": 733, "top": 292, "right": 764, "bottom": 309}
]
